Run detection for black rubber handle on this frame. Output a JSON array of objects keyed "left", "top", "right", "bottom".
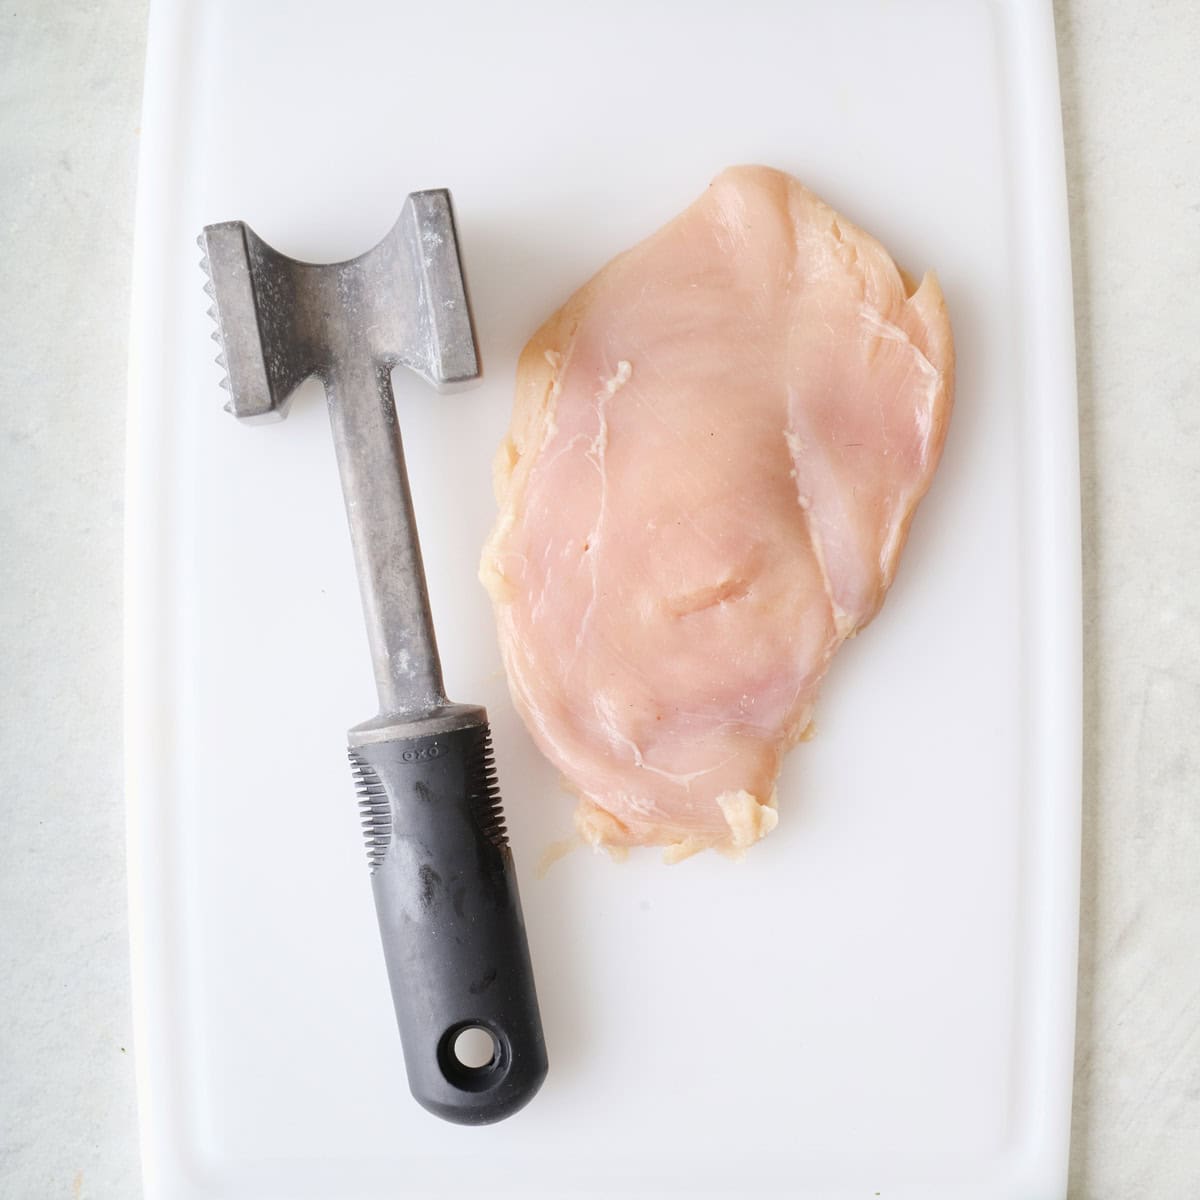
[{"left": 349, "top": 720, "right": 547, "bottom": 1124}]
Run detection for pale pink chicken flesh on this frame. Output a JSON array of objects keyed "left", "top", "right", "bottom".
[{"left": 481, "top": 165, "right": 954, "bottom": 860}]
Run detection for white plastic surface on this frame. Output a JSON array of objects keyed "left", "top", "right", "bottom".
[{"left": 125, "top": 1, "right": 1080, "bottom": 1196}]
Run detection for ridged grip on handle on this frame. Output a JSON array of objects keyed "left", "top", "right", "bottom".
[{"left": 349, "top": 721, "right": 547, "bottom": 1125}]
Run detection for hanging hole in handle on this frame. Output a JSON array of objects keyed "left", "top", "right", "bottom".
[
  {"left": 454, "top": 1026, "right": 496, "bottom": 1069},
  {"left": 438, "top": 1021, "right": 510, "bottom": 1092}
]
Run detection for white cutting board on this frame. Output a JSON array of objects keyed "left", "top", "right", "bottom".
[{"left": 125, "top": 1, "right": 1080, "bottom": 1196}]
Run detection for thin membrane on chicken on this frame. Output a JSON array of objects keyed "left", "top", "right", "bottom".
[{"left": 481, "top": 166, "right": 954, "bottom": 861}]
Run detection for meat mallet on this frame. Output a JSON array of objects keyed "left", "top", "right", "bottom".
[{"left": 197, "top": 190, "right": 547, "bottom": 1124}]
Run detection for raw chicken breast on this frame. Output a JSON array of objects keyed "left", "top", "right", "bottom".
[{"left": 481, "top": 166, "right": 954, "bottom": 860}]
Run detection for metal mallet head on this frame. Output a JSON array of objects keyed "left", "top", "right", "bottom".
[
  {"left": 198, "top": 191, "right": 547, "bottom": 1125},
  {"left": 204, "top": 190, "right": 480, "bottom": 420}
]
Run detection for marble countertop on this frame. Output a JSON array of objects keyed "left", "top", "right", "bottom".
[{"left": 1, "top": 2, "right": 1196, "bottom": 1196}]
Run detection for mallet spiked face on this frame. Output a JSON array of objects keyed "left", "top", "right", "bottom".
[{"left": 198, "top": 190, "right": 547, "bottom": 1125}]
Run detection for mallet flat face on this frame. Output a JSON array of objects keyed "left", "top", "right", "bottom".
[{"left": 198, "top": 191, "right": 547, "bottom": 1125}]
